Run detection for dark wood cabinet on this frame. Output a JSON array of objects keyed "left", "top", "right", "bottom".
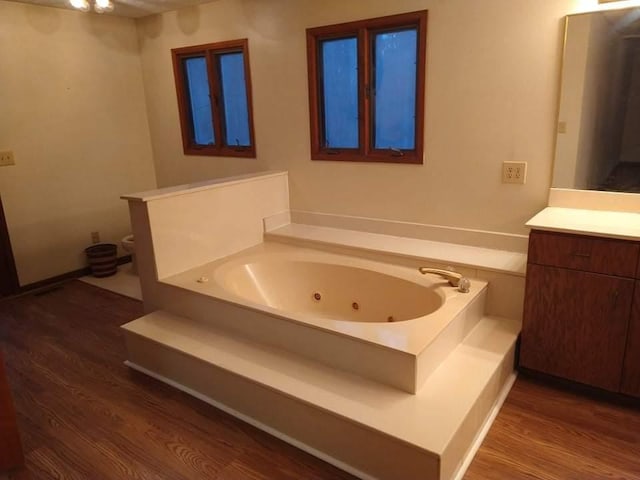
[
  {"left": 527, "top": 230, "right": 639, "bottom": 277},
  {"left": 0, "top": 351, "right": 23, "bottom": 473},
  {"left": 521, "top": 229, "right": 640, "bottom": 396},
  {"left": 521, "top": 265, "right": 633, "bottom": 391},
  {"left": 621, "top": 286, "right": 640, "bottom": 396}
]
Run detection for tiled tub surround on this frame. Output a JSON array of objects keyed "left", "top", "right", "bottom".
[
  {"left": 121, "top": 171, "right": 523, "bottom": 480},
  {"left": 161, "top": 241, "right": 488, "bottom": 394}
]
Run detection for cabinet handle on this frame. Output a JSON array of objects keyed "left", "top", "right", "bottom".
[
  {"left": 612, "top": 290, "right": 619, "bottom": 309},
  {"left": 572, "top": 252, "right": 591, "bottom": 258}
]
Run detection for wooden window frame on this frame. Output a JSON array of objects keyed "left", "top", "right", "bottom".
[
  {"left": 171, "top": 39, "right": 256, "bottom": 158},
  {"left": 306, "top": 11, "right": 427, "bottom": 164}
]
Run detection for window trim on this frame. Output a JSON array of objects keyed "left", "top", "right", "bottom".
[
  {"left": 171, "top": 39, "right": 256, "bottom": 158},
  {"left": 306, "top": 11, "right": 427, "bottom": 164}
]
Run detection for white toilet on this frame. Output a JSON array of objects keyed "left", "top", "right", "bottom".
[{"left": 121, "top": 234, "right": 137, "bottom": 274}]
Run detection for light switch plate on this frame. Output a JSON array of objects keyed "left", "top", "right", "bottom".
[
  {"left": 0, "top": 151, "right": 15, "bottom": 166},
  {"left": 502, "top": 161, "right": 527, "bottom": 184}
]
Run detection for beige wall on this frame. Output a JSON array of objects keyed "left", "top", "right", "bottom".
[
  {"left": 0, "top": 1, "right": 157, "bottom": 285},
  {"left": 137, "top": 0, "right": 581, "bottom": 236}
]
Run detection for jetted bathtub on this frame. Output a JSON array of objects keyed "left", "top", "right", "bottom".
[
  {"left": 218, "top": 259, "right": 444, "bottom": 323},
  {"left": 160, "top": 241, "right": 488, "bottom": 393}
]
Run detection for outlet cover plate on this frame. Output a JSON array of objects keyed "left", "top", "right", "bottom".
[
  {"left": 502, "top": 161, "right": 527, "bottom": 184},
  {"left": 0, "top": 151, "right": 15, "bottom": 167}
]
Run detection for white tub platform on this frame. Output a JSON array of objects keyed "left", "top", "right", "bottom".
[
  {"left": 122, "top": 311, "right": 519, "bottom": 480},
  {"left": 158, "top": 242, "right": 490, "bottom": 394}
]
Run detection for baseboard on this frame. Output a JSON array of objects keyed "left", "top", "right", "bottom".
[
  {"left": 14, "top": 255, "right": 132, "bottom": 296},
  {"left": 517, "top": 368, "right": 640, "bottom": 407}
]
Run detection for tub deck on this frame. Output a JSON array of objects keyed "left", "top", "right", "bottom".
[
  {"left": 157, "top": 241, "right": 489, "bottom": 393},
  {"left": 161, "top": 241, "right": 488, "bottom": 356},
  {"left": 122, "top": 309, "right": 520, "bottom": 480}
]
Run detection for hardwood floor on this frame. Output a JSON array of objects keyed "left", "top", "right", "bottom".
[
  {"left": 1, "top": 280, "right": 639, "bottom": 479},
  {"left": 0, "top": 282, "right": 352, "bottom": 480},
  {"left": 0, "top": 351, "right": 23, "bottom": 472},
  {"left": 466, "top": 376, "right": 640, "bottom": 480}
]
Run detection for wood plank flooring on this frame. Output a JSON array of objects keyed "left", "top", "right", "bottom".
[
  {"left": 467, "top": 376, "right": 640, "bottom": 479},
  {"left": 0, "top": 282, "right": 352, "bottom": 480},
  {"left": 0, "top": 350, "right": 24, "bottom": 472},
  {"left": 1, "top": 280, "right": 639, "bottom": 479}
]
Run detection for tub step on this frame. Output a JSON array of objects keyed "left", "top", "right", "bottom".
[{"left": 122, "top": 312, "right": 520, "bottom": 480}]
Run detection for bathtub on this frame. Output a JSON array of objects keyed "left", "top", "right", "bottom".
[
  {"left": 160, "top": 241, "right": 488, "bottom": 393},
  {"left": 218, "top": 259, "right": 444, "bottom": 323}
]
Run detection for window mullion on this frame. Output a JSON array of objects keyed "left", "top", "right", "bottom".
[
  {"left": 359, "top": 27, "right": 369, "bottom": 157},
  {"left": 207, "top": 51, "right": 224, "bottom": 149}
]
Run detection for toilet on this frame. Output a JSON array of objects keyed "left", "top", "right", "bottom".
[{"left": 121, "top": 234, "right": 137, "bottom": 274}]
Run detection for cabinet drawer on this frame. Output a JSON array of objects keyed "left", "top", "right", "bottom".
[{"left": 528, "top": 230, "right": 639, "bottom": 277}]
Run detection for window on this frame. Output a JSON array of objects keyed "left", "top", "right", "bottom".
[
  {"left": 306, "top": 11, "right": 427, "bottom": 164},
  {"left": 172, "top": 39, "right": 256, "bottom": 157}
]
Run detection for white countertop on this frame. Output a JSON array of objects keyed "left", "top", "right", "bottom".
[
  {"left": 526, "top": 207, "right": 640, "bottom": 241},
  {"left": 266, "top": 223, "right": 527, "bottom": 276},
  {"left": 121, "top": 170, "right": 287, "bottom": 203}
]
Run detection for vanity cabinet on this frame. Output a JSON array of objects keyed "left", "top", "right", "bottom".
[
  {"left": 521, "top": 230, "right": 640, "bottom": 395},
  {"left": 621, "top": 287, "right": 640, "bottom": 396}
]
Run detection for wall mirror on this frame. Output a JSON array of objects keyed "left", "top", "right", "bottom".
[{"left": 553, "top": 7, "right": 640, "bottom": 193}]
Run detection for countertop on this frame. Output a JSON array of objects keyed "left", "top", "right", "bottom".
[{"left": 526, "top": 207, "right": 640, "bottom": 241}]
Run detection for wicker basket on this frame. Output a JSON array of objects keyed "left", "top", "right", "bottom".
[{"left": 85, "top": 243, "right": 117, "bottom": 278}]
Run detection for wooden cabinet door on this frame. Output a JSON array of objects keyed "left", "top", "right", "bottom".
[
  {"left": 621, "top": 285, "right": 640, "bottom": 397},
  {"left": 0, "top": 351, "right": 23, "bottom": 472},
  {"left": 520, "top": 265, "right": 634, "bottom": 392}
]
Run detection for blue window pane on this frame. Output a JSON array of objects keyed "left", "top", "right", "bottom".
[
  {"left": 219, "top": 52, "right": 251, "bottom": 147},
  {"left": 374, "top": 29, "right": 417, "bottom": 150},
  {"left": 184, "top": 56, "right": 215, "bottom": 145},
  {"left": 321, "top": 37, "right": 358, "bottom": 149}
]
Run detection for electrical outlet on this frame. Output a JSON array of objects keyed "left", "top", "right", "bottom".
[
  {"left": 558, "top": 121, "right": 567, "bottom": 134},
  {"left": 0, "top": 151, "right": 15, "bottom": 166},
  {"left": 91, "top": 231, "right": 100, "bottom": 243},
  {"left": 502, "top": 161, "right": 527, "bottom": 184}
]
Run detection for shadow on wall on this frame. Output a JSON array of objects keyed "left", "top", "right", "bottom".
[
  {"left": 137, "top": 0, "right": 299, "bottom": 48},
  {"left": 137, "top": 4, "right": 207, "bottom": 48},
  {"left": 23, "top": 2, "right": 138, "bottom": 54},
  {"left": 25, "top": 3, "right": 61, "bottom": 34},
  {"left": 240, "top": 0, "right": 299, "bottom": 40},
  {"left": 82, "top": 13, "right": 141, "bottom": 53},
  {"left": 176, "top": 6, "right": 200, "bottom": 35},
  {"left": 137, "top": 12, "right": 164, "bottom": 47}
]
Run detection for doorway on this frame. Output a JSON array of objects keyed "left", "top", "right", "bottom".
[{"left": 0, "top": 197, "right": 18, "bottom": 297}]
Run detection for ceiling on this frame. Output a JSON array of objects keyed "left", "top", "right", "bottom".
[{"left": 5, "top": 0, "right": 217, "bottom": 18}]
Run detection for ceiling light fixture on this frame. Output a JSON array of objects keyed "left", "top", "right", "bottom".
[{"left": 68, "top": 0, "right": 114, "bottom": 13}]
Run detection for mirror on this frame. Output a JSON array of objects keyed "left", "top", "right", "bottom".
[{"left": 553, "top": 8, "right": 640, "bottom": 193}]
